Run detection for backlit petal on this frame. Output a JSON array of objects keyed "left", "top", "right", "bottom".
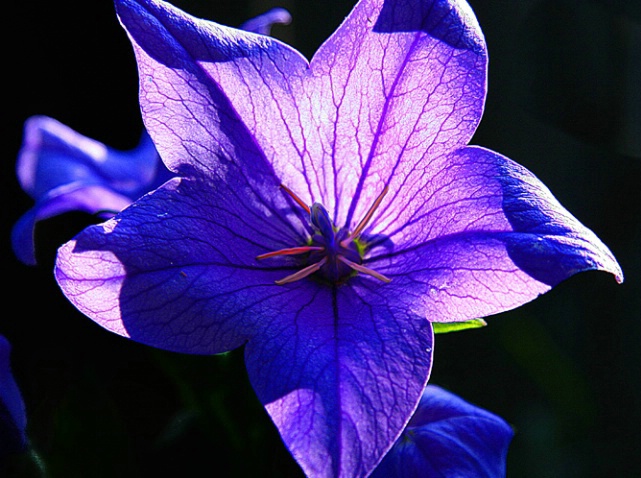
[
  {"left": 245, "top": 284, "right": 433, "bottom": 477},
  {"left": 309, "top": 0, "right": 487, "bottom": 228},
  {"left": 55, "top": 174, "right": 308, "bottom": 354},
  {"left": 366, "top": 146, "right": 622, "bottom": 322}
]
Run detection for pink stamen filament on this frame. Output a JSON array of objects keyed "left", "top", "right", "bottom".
[
  {"left": 341, "top": 185, "right": 389, "bottom": 247},
  {"left": 275, "top": 257, "right": 328, "bottom": 285},
  {"left": 263, "top": 184, "right": 392, "bottom": 285},
  {"left": 256, "top": 246, "right": 324, "bottom": 260},
  {"left": 338, "top": 256, "right": 391, "bottom": 283},
  {"left": 280, "top": 184, "right": 310, "bottom": 214}
]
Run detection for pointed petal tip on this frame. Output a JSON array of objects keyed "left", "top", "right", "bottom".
[{"left": 612, "top": 262, "right": 624, "bottom": 284}]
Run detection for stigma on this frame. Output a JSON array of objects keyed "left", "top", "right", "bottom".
[{"left": 257, "top": 185, "right": 391, "bottom": 285}]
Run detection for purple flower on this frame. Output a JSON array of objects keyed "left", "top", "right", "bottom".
[
  {"left": 371, "top": 385, "right": 513, "bottom": 478},
  {"left": 0, "top": 335, "right": 28, "bottom": 460},
  {"left": 11, "top": 115, "right": 171, "bottom": 265},
  {"left": 53, "top": 0, "right": 623, "bottom": 476}
]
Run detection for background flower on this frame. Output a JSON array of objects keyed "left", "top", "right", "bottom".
[
  {"left": 11, "top": 115, "right": 170, "bottom": 265},
  {"left": 0, "top": 335, "right": 28, "bottom": 461},
  {"left": 371, "top": 385, "right": 513, "bottom": 478}
]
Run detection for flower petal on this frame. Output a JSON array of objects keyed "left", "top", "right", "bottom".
[
  {"left": 55, "top": 173, "right": 311, "bottom": 354},
  {"left": 308, "top": 0, "right": 487, "bottom": 228},
  {"left": 114, "top": 0, "right": 312, "bottom": 197},
  {"left": 0, "top": 335, "right": 28, "bottom": 459},
  {"left": 366, "top": 146, "right": 623, "bottom": 322},
  {"left": 239, "top": 8, "right": 292, "bottom": 35},
  {"left": 371, "top": 385, "right": 513, "bottom": 477},
  {"left": 13, "top": 115, "right": 171, "bottom": 265},
  {"left": 12, "top": 184, "right": 132, "bottom": 266},
  {"left": 244, "top": 283, "right": 433, "bottom": 478},
  {"left": 16, "top": 116, "right": 162, "bottom": 199}
]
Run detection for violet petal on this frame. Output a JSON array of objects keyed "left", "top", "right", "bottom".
[
  {"left": 12, "top": 185, "right": 132, "bottom": 265},
  {"left": 12, "top": 115, "right": 170, "bottom": 265},
  {"left": 55, "top": 171, "right": 313, "bottom": 354},
  {"left": 0, "top": 335, "right": 28, "bottom": 459},
  {"left": 16, "top": 116, "right": 161, "bottom": 200},
  {"left": 309, "top": 0, "right": 487, "bottom": 229},
  {"left": 245, "top": 284, "right": 433, "bottom": 477},
  {"left": 371, "top": 385, "right": 513, "bottom": 478},
  {"left": 239, "top": 8, "right": 292, "bottom": 35},
  {"left": 366, "top": 146, "right": 623, "bottom": 323}
]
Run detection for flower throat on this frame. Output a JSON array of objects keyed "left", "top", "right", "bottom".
[{"left": 257, "top": 185, "right": 391, "bottom": 285}]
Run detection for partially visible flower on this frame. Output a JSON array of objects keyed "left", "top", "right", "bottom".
[
  {"left": 12, "top": 9, "right": 291, "bottom": 266},
  {"left": 53, "top": 0, "right": 623, "bottom": 476},
  {"left": 0, "top": 335, "right": 28, "bottom": 461},
  {"left": 11, "top": 115, "right": 171, "bottom": 265},
  {"left": 239, "top": 7, "right": 291, "bottom": 35},
  {"left": 372, "top": 385, "right": 513, "bottom": 478}
]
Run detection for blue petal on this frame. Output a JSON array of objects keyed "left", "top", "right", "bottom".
[
  {"left": 0, "top": 335, "right": 28, "bottom": 460},
  {"left": 311, "top": 0, "right": 487, "bottom": 227},
  {"left": 16, "top": 116, "right": 164, "bottom": 200},
  {"left": 239, "top": 8, "right": 291, "bottom": 35},
  {"left": 245, "top": 283, "right": 433, "bottom": 477},
  {"left": 366, "top": 146, "right": 622, "bottom": 324},
  {"left": 12, "top": 185, "right": 132, "bottom": 265},
  {"left": 55, "top": 173, "right": 309, "bottom": 354},
  {"left": 372, "top": 385, "right": 513, "bottom": 478},
  {"left": 13, "top": 116, "right": 171, "bottom": 265}
]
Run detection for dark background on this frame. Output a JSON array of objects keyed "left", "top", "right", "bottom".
[{"left": 3, "top": 0, "right": 640, "bottom": 477}]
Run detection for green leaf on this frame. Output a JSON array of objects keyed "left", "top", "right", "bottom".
[{"left": 433, "top": 319, "right": 487, "bottom": 334}]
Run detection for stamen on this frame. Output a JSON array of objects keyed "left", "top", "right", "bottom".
[
  {"left": 256, "top": 246, "right": 324, "bottom": 260},
  {"left": 342, "top": 185, "right": 388, "bottom": 247},
  {"left": 280, "top": 184, "right": 311, "bottom": 214},
  {"left": 338, "top": 256, "right": 391, "bottom": 283},
  {"left": 264, "top": 183, "right": 392, "bottom": 286},
  {"left": 275, "top": 257, "right": 328, "bottom": 285}
]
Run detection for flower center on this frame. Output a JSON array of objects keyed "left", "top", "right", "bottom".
[{"left": 257, "top": 185, "right": 391, "bottom": 285}]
